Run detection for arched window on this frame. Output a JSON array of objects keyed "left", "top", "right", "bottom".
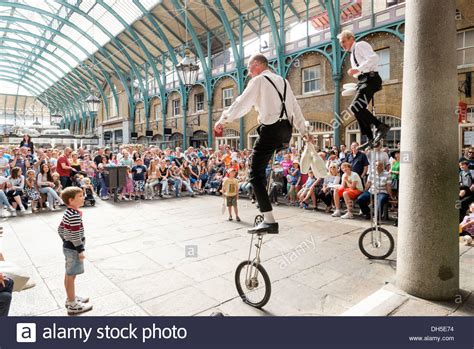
[
  {"left": 346, "top": 115, "right": 401, "bottom": 149},
  {"left": 291, "top": 121, "right": 334, "bottom": 150},
  {"left": 216, "top": 128, "right": 240, "bottom": 150}
]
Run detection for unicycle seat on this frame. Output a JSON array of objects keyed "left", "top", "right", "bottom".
[{"left": 248, "top": 222, "right": 279, "bottom": 235}]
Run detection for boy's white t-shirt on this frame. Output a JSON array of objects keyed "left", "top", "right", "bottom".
[{"left": 345, "top": 171, "right": 363, "bottom": 191}]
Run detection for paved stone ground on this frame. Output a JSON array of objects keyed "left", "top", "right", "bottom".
[{"left": 0, "top": 195, "right": 472, "bottom": 317}]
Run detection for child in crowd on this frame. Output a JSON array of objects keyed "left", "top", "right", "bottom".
[
  {"left": 287, "top": 160, "right": 301, "bottom": 206},
  {"left": 222, "top": 168, "right": 240, "bottom": 221},
  {"left": 131, "top": 158, "right": 147, "bottom": 200},
  {"left": 52, "top": 172, "right": 62, "bottom": 196},
  {"left": 459, "top": 202, "right": 474, "bottom": 246},
  {"left": 58, "top": 187, "right": 92, "bottom": 315},
  {"left": 24, "top": 169, "right": 42, "bottom": 213},
  {"left": 82, "top": 178, "right": 95, "bottom": 207},
  {"left": 297, "top": 170, "right": 317, "bottom": 210}
]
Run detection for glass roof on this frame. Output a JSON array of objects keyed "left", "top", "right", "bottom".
[{"left": 0, "top": 0, "right": 163, "bottom": 95}]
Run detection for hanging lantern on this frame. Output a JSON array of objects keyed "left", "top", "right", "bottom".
[
  {"left": 85, "top": 91, "right": 101, "bottom": 113},
  {"left": 176, "top": 50, "right": 200, "bottom": 87}
]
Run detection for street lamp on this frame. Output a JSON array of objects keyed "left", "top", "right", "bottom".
[
  {"left": 174, "top": 0, "right": 200, "bottom": 87},
  {"left": 85, "top": 90, "right": 101, "bottom": 113},
  {"left": 176, "top": 50, "right": 200, "bottom": 87}
]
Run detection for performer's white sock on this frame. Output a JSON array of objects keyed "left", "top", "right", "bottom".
[{"left": 263, "top": 212, "right": 276, "bottom": 224}]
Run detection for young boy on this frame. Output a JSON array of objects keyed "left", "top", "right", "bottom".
[
  {"left": 222, "top": 168, "right": 240, "bottom": 221},
  {"left": 131, "top": 157, "right": 147, "bottom": 200},
  {"left": 58, "top": 187, "right": 92, "bottom": 315}
]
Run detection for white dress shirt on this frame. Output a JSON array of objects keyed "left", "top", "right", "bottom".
[
  {"left": 350, "top": 41, "right": 379, "bottom": 73},
  {"left": 218, "top": 69, "right": 308, "bottom": 135}
]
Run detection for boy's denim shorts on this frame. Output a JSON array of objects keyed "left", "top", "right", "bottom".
[{"left": 63, "top": 247, "right": 84, "bottom": 276}]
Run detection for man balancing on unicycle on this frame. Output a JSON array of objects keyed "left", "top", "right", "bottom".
[
  {"left": 214, "top": 54, "right": 312, "bottom": 235},
  {"left": 338, "top": 30, "right": 390, "bottom": 151}
]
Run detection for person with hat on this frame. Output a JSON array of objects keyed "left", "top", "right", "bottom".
[{"left": 214, "top": 53, "right": 311, "bottom": 234}]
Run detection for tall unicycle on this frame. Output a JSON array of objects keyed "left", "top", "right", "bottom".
[
  {"left": 235, "top": 151, "right": 279, "bottom": 308},
  {"left": 234, "top": 216, "right": 272, "bottom": 308},
  {"left": 358, "top": 97, "right": 395, "bottom": 259}
]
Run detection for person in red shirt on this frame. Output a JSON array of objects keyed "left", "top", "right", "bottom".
[{"left": 57, "top": 147, "right": 74, "bottom": 189}]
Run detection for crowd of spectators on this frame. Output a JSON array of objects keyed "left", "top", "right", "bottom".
[{"left": 0, "top": 134, "right": 404, "bottom": 223}]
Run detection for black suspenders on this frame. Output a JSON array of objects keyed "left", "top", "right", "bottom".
[{"left": 263, "top": 75, "right": 292, "bottom": 125}]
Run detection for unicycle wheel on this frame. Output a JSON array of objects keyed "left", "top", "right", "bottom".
[
  {"left": 254, "top": 215, "right": 264, "bottom": 226},
  {"left": 235, "top": 260, "right": 271, "bottom": 308},
  {"left": 358, "top": 226, "right": 395, "bottom": 260}
]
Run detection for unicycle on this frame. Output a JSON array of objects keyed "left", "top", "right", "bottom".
[
  {"left": 235, "top": 149, "right": 280, "bottom": 308},
  {"left": 234, "top": 214, "right": 272, "bottom": 308},
  {"left": 358, "top": 97, "right": 395, "bottom": 259}
]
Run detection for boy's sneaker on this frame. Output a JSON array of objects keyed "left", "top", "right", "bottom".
[
  {"left": 65, "top": 296, "right": 89, "bottom": 308},
  {"left": 11, "top": 210, "right": 17, "bottom": 217},
  {"left": 66, "top": 301, "right": 93, "bottom": 315},
  {"left": 7, "top": 206, "right": 15, "bottom": 212},
  {"left": 331, "top": 210, "right": 342, "bottom": 217},
  {"left": 341, "top": 212, "right": 354, "bottom": 219}
]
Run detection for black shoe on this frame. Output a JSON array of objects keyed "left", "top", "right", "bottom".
[
  {"left": 135, "top": 196, "right": 139, "bottom": 201},
  {"left": 357, "top": 139, "right": 375, "bottom": 151},
  {"left": 248, "top": 222, "right": 279, "bottom": 235},
  {"left": 373, "top": 124, "right": 390, "bottom": 144},
  {"left": 141, "top": 195, "right": 145, "bottom": 200}
]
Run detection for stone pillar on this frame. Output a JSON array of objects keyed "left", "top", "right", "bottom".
[{"left": 396, "top": 0, "right": 459, "bottom": 300}]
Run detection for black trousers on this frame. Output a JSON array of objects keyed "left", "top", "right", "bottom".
[
  {"left": 350, "top": 72, "right": 383, "bottom": 140},
  {"left": 249, "top": 122, "right": 288, "bottom": 213}
]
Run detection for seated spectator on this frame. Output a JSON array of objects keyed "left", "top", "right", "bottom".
[
  {"left": 332, "top": 162, "right": 363, "bottom": 219},
  {"left": 459, "top": 160, "right": 474, "bottom": 221},
  {"left": 81, "top": 178, "right": 95, "bottom": 206},
  {"left": 37, "top": 164, "right": 64, "bottom": 211},
  {"left": 316, "top": 164, "right": 341, "bottom": 213},
  {"left": 168, "top": 162, "right": 183, "bottom": 197},
  {"left": 0, "top": 177, "right": 16, "bottom": 218},
  {"left": 0, "top": 272, "right": 13, "bottom": 316},
  {"left": 459, "top": 202, "right": 474, "bottom": 246},
  {"left": 197, "top": 162, "right": 209, "bottom": 194},
  {"left": 356, "top": 161, "right": 394, "bottom": 220},
  {"left": 389, "top": 150, "right": 400, "bottom": 197},
  {"left": 180, "top": 161, "right": 195, "bottom": 197},
  {"left": 208, "top": 170, "right": 224, "bottom": 194},
  {"left": 297, "top": 170, "right": 319, "bottom": 209},
  {"left": 52, "top": 172, "right": 62, "bottom": 196},
  {"left": 24, "top": 169, "right": 42, "bottom": 213},
  {"left": 158, "top": 160, "right": 171, "bottom": 197},
  {"left": 459, "top": 147, "right": 474, "bottom": 170},
  {"left": 144, "top": 160, "right": 160, "bottom": 200},
  {"left": 287, "top": 160, "right": 301, "bottom": 206},
  {"left": 269, "top": 162, "right": 284, "bottom": 206},
  {"left": 7, "top": 167, "right": 26, "bottom": 215}
]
